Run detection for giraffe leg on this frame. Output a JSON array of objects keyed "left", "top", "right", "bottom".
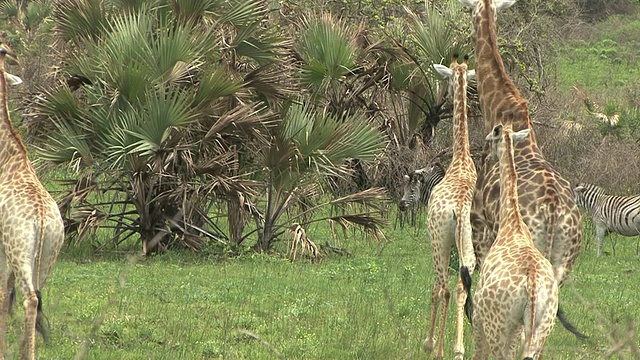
[
  {"left": 454, "top": 278, "right": 467, "bottom": 360},
  {"left": 20, "top": 291, "right": 38, "bottom": 360},
  {"left": 424, "top": 232, "right": 452, "bottom": 355},
  {"left": 0, "top": 281, "right": 7, "bottom": 360},
  {"left": 435, "top": 286, "right": 451, "bottom": 359},
  {"left": 423, "top": 279, "right": 441, "bottom": 353},
  {"left": 425, "top": 232, "right": 453, "bottom": 359},
  {"left": 13, "top": 264, "right": 38, "bottom": 360}
]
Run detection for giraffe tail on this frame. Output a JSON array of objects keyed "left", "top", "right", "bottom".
[
  {"left": 461, "top": 266, "right": 473, "bottom": 324},
  {"left": 557, "top": 306, "right": 588, "bottom": 341},
  {"left": 35, "top": 290, "right": 50, "bottom": 341},
  {"left": 453, "top": 209, "right": 475, "bottom": 324}
]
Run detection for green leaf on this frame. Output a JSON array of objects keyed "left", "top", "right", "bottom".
[
  {"left": 296, "top": 14, "right": 359, "bottom": 90},
  {"left": 53, "top": 0, "right": 109, "bottom": 43}
]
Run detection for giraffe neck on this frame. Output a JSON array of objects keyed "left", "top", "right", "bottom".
[
  {"left": 451, "top": 70, "right": 470, "bottom": 160},
  {"left": 496, "top": 132, "right": 525, "bottom": 241},
  {"left": 0, "top": 62, "right": 29, "bottom": 167},
  {"left": 474, "top": 0, "right": 529, "bottom": 134}
]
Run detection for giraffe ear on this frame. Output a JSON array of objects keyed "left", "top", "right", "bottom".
[
  {"left": 511, "top": 128, "right": 531, "bottom": 143},
  {"left": 466, "top": 69, "right": 476, "bottom": 80},
  {"left": 495, "top": 0, "right": 517, "bottom": 12},
  {"left": 5, "top": 72, "right": 22, "bottom": 86},
  {"left": 486, "top": 124, "right": 502, "bottom": 141},
  {"left": 432, "top": 64, "right": 453, "bottom": 79}
]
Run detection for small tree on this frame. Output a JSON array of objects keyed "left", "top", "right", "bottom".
[{"left": 252, "top": 102, "right": 388, "bottom": 251}]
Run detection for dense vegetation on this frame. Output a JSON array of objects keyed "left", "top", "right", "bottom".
[
  {"left": 0, "top": 0, "right": 636, "bottom": 256},
  {"left": 0, "top": 0, "right": 638, "bottom": 359}
]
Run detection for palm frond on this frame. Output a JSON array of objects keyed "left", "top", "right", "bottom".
[
  {"left": 296, "top": 14, "right": 360, "bottom": 90},
  {"left": 111, "top": 0, "right": 156, "bottom": 13},
  {"left": 126, "top": 90, "right": 198, "bottom": 156},
  {"left": 35, "top": 116, "right": 94, "bottom": 167},
  {"left": 35, "top": 84, "right": 85, "bottom": 122},
  {"left": 194, "top": 67, "right": 244, "bottom": 110},
  {"left": 218, "top": 0, "right": 266, "bottom": 27},
  {"left": 232, "top": 20, "right": 286, "bottom": 65},
  {"left": 24, "top": 0, "right": 53, "bottom": 29},
  {"left": 170, "top": 0, "right": 213, "bottom": 23},
  {"left": 244, "top": 62, "right": 298, "bottom": 104},
  {"left": 330, "top": 187, "right": 389, "bottom": 207},
  {"left": 405, "top": 3, "right": 471, "bottom": 66},
  {"left": 53, "top": 0, "right": 108, "bottom": 43},
  {"left": 147, "top": 19, "right": 206, "bottom": 82},
  {"left": 0, "top": 1, "right": 19, "bottom": 20}
]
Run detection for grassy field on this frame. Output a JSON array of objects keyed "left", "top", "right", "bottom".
[{"left": 0, "top": 214, "right": 630, "bottom": 359}]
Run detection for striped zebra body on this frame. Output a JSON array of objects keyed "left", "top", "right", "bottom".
[
  {"left": 573, "top": 183, "right": 640, "bottom": 257},
  {"left": 398, "top": 163, "right": 446, "bottom": 226}
]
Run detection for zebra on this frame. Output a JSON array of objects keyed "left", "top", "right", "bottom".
[
  {"left": 573, "top": 183, "right": 640, "bottom": 257},
  {"left": 398, "top": 163, "right": 445, "bottom": 227}
]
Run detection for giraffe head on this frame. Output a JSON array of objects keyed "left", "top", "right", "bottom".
[
  {"left": 0, "top": 33, "right": 18, "bottom": 66},
  {"left": 0, "top": 33, "right": 22, "bottom": 86},
  {"left": 460, "top": 0, "right": 517, "bottom": 30},
  {"left": 485, "top": 123, "right": 530, "bottom": 161},
  {"left": 433, "top": 54, "right": 476, "bottom": 98}
]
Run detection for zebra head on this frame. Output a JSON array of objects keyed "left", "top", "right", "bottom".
[
  {"left": 573, "top": 183, "right": 605, "bottom": 211},
  {"left": 399, "top": 163, "right": 446, "bottom": 212}
]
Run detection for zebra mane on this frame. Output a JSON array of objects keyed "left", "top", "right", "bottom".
[{"left": 575, "top": 183, "right": 605, "bottom": 195}]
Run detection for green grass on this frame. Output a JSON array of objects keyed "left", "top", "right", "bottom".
[
  {"left": 0, "top": 214, "right": 632, "bottom": 359},
  {"left": 556, "top": 15, "right": 640, "bottom": 98}
]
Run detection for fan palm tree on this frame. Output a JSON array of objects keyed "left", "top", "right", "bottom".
[
  {"left": 34, "top": 0, "right": 291, "bottom": 254},
  {"left": 33, "top": 0, "right": 390, "bottom": 254},
  {"left": 252, "top": 102, "right": 387, "bottom": 251},
  {"left": 385, "top": 2, "right": 473, "bottom": 148}
]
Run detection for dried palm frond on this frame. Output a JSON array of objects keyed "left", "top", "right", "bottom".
[
  {"left": 287, "top": 224, "right": 321, "bottom": 262},
  {"left": 328, "top": 212, "right": 388, "bottom": 243},
  {"left": 68, "top": 207, "right": 108, "bottom": 245}
]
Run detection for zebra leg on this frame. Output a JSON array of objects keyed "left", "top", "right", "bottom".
[{"left": 596, "top": 225, "right": 606, "bottom": 257}]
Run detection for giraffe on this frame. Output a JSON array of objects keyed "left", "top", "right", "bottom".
[
  {"left": 460, "top": 0, "right": 583, "bottom": 287},
  {"left": 0, "top": 40, "right": 64, "bottom": 360},
  {"left": 472, "top": 123, "right": 558, "bottom": 360},
  {"left": 424, "top": 55, "right": 477, "bottom": 360}
]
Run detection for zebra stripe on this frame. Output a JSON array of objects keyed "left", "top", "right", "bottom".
[
  {"left": 573, "top": 183, "right": 640, "bottom": 257},
  {"left": 399, "top": 163, "right": 446, "bottom": 212}
]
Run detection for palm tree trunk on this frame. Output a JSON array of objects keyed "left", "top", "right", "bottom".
[{"left": 227, "top": 194, "right": 246, "bottom": 245}]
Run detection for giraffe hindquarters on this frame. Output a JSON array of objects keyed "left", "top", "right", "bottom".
[
  {"left": 37, "top": 215, "right": 65, "bottom": 290},
  {"left": 33, "top": 217, "right": 64, "bottom": 341},
  {"left": 521, "top": 274, "right": 558, "bottom": 360},
  {"left": 472, "top": 291, "right": 521, "bottom": 360}
]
